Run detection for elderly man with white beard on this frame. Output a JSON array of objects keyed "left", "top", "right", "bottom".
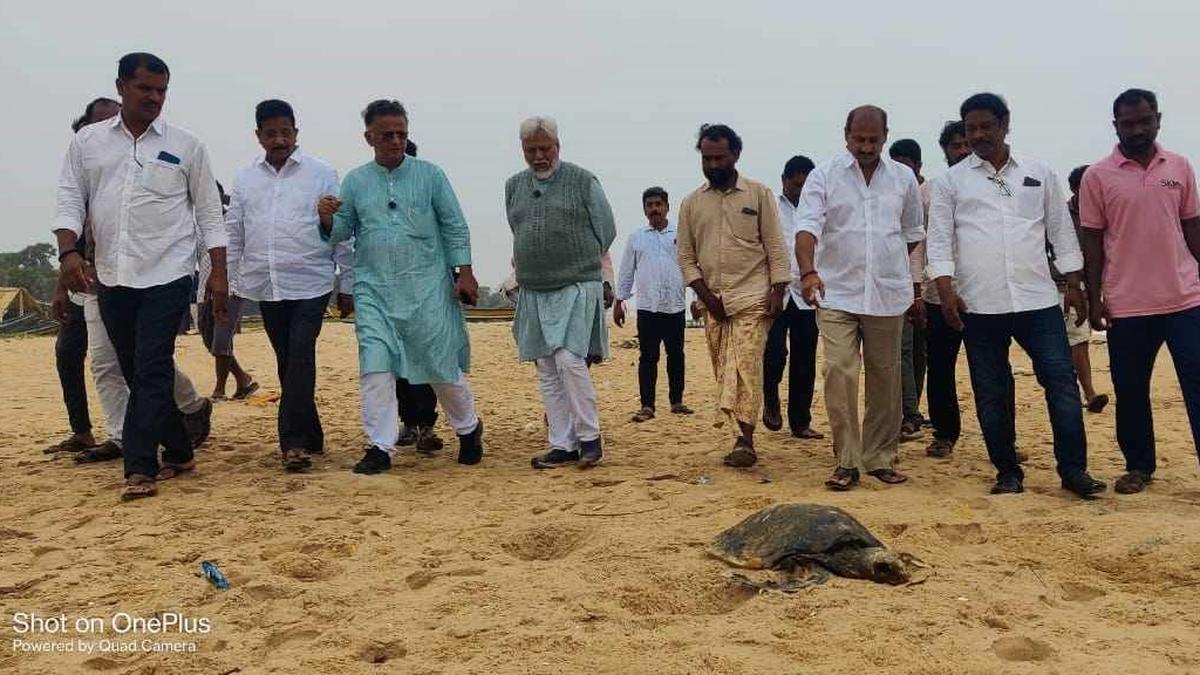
[{"left": 506, "top": 116, "right": 617, "bottom": 470}]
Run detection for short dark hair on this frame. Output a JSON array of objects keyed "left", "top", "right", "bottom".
[
  {"left": 642, "top": 186, "right": 668, "bottom": 204},
  {"left": 405, "top": 140, "right": 418, "bottom": 157},
  {"left": 889, "top": 139, "right": 922, "bottom": 164},
  {"left": 782, "top": 155, "right": 815, "bottom": 179},
  {"left": 695, "top": 124, "right": 742, "bottom": 155},
  {"left": 960, "top": 93, "right": 1009, "bottom": 121},
  {"left": 117, "top": 52, "right": 169, "bottom": 80},
  {"left": 72, "top": 97, "right": 118, "bottom": 132},
  {"left": 938, "top": 120, "right": 966, "bottom": 149},
  {"left": 1112, "top": 88, "right": 1158, "bottom": 118},
  {"left": 255, "top": 99, "right": 295, "bottom": 128},
  {"left": 845, "top": 105, "right": 888, "bottom": 133},
  {"left": 1068, "top": 165, "right": 1089, "bottom": 193},
  {"left": 362, "top": 99, "right": 408, "bottom": 127}
]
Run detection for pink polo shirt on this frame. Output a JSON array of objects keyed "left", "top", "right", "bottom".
[{"left": 1079, "top": 145, "right": 1200, "bottom": 318}]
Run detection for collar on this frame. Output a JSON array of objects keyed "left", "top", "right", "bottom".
[
  {"left": 967, "top": 149, "right": 1021, "bottom": 173},
  {"left": 837, "top": 149, "right": 892, "bottom": 176},
  {"left": 701, "top": 173, "right": 748, "bottom": 193},
  {"left": 110, "top": 113, "right": 166, "bottom": 136},
  {"left": 257, "top": 147, "right": 304, "bottom": 171},
  {"left": 643, "top": 222, "right": 676, "bottom": 234},
  {"left": 1113, "top": 143, "right": 1166, "bottom": 168}
]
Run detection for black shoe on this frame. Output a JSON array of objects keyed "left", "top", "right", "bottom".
[
  {"left": 353, "top": 446, "right": 392, "bottom": 475},
  {"left": 457, "top": 419, "right": 484, "bottom": 465},
  {"left": 531, "top": 448, "right": 580, "bottom": 470},
  {"left": 578, "top": 438, "right": 604, "bottom": 468},
  {"left": 990, "top": 475, "right": 1024, "bottom": 494},
  {"left": 415, "top": 426, "right": 445, "bottom": 456},
  {"left": 1062, "top": 472, "right": 1107, "bottom": 498},
  {"left": 184, "top": 398, "right": 214, "bottom": 449},
  {"left": 396, "top": 424, "right": 417, "bottom": 447},
  {"left": 762, "top": 405, "right": 783, "bottom": 432}
]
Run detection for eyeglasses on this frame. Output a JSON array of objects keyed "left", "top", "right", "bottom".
[{"left": 987, "top": 174, "right": 1012, "bottom": 197}]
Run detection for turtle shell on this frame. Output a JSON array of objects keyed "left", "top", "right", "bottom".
[{"left": 710, "top": 503, "right": 883, "bottom": 570}]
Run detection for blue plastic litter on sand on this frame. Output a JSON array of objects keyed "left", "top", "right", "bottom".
[{"left": 201, "top": 561, "right": 229, "bottom": 590}]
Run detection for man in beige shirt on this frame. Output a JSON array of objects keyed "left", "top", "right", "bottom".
[{"left": 678, "top": 124, "right": 791, "bottom": 468}]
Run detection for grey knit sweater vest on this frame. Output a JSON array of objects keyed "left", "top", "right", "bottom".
[{"left": 507, "top": 162, "right": 602, "bottom": 291}]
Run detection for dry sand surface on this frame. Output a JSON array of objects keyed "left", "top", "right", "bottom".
[{"left": 2, "top": 319, "right": 1199, "bottom": 674}]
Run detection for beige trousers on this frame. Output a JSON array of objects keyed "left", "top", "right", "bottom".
[{"left": 818, "top": 309, "right": 904, "bottom": 472}]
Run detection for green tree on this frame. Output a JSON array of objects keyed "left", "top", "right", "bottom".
[{"left": 0, "top": 243, "right": 59, "bottom": 301}]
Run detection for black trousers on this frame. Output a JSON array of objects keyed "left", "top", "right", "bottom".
[
  {"left": 97, "top": 276, "right": 192, "bottom": 478},
  {"left": 926, "top": 303, "right": 1017, "bottom": 445},
  {"left": 762, "top": 302, "right": 819, "bottom": 432},
  {"left": 397, "top": 379, "right": 438, "bottom": 427},
  {"left": 636, "top": 310, "right": 685, "bottom": 409},
  {"left": 260, "top": 294, "right": 329, "bottom": 453},
  {"left": 55, "top": 300, "right": 91, "bottom": 435}
]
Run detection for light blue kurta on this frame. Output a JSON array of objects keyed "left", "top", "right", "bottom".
[
  {"left": 514, "top": 282, "right": 608, "bottom": 362},
  {"left": 325, "top": 158, "right": 472, "bottom": 384}
]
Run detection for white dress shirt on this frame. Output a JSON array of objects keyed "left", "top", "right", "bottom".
[
  {"left": 926, "top": 151, "right": 1081, "bottom": 315},
  {"left": 777, "top": 193, "right": 815, "bottom": 311},
  {"left": 225, "top": 149, "right": 353, "bottom": 302},
  {"left": 615, "top": 223, "right": 687, "bottom": 314},
  {"left": 795, "top": 151, "right": 925, "bottom": 316},
  {"left": 54, "top": 115, "right": 226, "bottom": 289}
]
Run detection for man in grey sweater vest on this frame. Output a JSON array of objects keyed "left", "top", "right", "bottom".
[{"left": 506, "top": 116, "right": 617, "bottom": 469}]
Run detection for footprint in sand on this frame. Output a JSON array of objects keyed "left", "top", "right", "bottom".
[
  {"left": 359, "top": 639, "right": 407, "bottom": 664},
  {"left": 269, "top": 552, "right": 341, "bottom": 581},
  {"left": 933, "top": 522, "right": 988, "bottom": 544},
  {"left": 501, "top": 524, "right": 589, "bottom": 561},
  {"left": 992, "top": 636, "right": 1056, "bottom": 662},
  {"left": 1060, "top": 581, "right": 1106, "bottom": 602}
]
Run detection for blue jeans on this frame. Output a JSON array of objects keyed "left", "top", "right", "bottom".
[
  {"left": 962, "top": 306, "right": 1087, "bottom": 481},
  {"left": 1106, "top": 304, "right": 1200, "bottom": 474}
]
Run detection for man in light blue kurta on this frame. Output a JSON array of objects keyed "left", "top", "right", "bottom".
[{"left": 319, "top": 99, "right": 483, "bottom": 474}]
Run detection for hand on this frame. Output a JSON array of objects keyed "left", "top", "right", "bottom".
[
  {"left": 907, "top": 298, "right": 927, "bottom": 328},
  {"left": 613, "top": 299, "right": 626, "bottom": 327},
  {"left": 205, "top": 268, "right": 230, "bottom": 324},
  {"left": 337, "top": 293, "right": 354, "bottom": 318},
  {"left": 941, "top": 290, "right": 968, "bottom": 332},
  {"left": 690, "top": 301, "right": 702, "bottom": 322},
  {"left": 801, "top": 272, "right": 824, "bottom": 308},
  {"left": 603, "top": 282, "right": 614, "bottom": 309},
  {"left": 51, "top": 284, "right": 70, "bottom": 323},
  {"left": 455, "top": 267, "right": 479, "bottom": 306},
  {"left": 701, "top": 290, "right": 728, "bottom": 322},
  {"left": 317, "top": 195, "right": 343, "bottom": 233},
  {"left": 58, "top": 251, "right": 92, "bottom": 293},
  {"left": 1089, "top": 298, "right": 1111, "bottom": 332},
  {"left": 766, "top": 286, "right": 785, "bottom": 319},
  {"left": 1064, "top": 286, "right": 1089, "bottom": 328}
]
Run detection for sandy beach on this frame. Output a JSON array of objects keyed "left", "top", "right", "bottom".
[{"left": 2, "top": 319, "right": 1199, "bottom": 674}]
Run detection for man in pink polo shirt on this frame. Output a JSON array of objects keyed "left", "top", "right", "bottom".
[{"left": 1080, "top": 88, "right": 1200, "bottom": 495}]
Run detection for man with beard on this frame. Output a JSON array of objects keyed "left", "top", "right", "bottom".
[
  {"left": 507, "top": 116, "right": 616, "bottom": 469},
  {"left": 678, "top": 123, "right": 790, "bottom": 468},
  {"left": 928, "top": 92, "right": 1106, "bottom": 498},
  {"left": 796, "top": 106, "right": 925, "bottom": 490},
  {"left": 1080, "top": 88, "right": 1200, "bottom": 494}
]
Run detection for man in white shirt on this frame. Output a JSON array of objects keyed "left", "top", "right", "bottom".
[
  {"left": 927, "top": 92, "right": 1106, "bottom": 498},
  {"left": 614, "top": 187, "right": 693, "bottom": 422},
  {"left": 762, "top": 155, "right": 823, "bottom": 440},
  {"left": 54, "top": 52, "right": 228, "bottom": 500},
  {"left": 226, "top": 99, "right": 352, "bottom": 472},
  {"left": 796, "top": 105, "right": 925, "bottom": 490}
]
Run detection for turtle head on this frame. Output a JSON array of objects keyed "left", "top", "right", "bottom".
[{"left": 864, "top": 549, "right": 909, "bottom": 585}]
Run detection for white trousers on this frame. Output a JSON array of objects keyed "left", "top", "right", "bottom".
[
  {"left": 536, "top": 348, "right": 601, "bottom": 451},
  {"left": 360, "top": 371, "right": 479, "bottom": 454},
  {"left": 82, "top": 293, "right": 205, "bottom": 446}
]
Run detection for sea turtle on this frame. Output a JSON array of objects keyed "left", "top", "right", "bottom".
[{"left": 709, "top": 503, "right": 909, "bottom": 586}]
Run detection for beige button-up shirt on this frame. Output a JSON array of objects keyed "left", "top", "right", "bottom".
[{"left": 677, "top": 174, "right": 791, "bottom": 317}]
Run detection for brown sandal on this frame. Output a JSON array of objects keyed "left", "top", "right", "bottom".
[
  {"left": 868, "top": 468, "right": 909, "bottom": 484},
  {"left": 723, "top": 437, "right": 758, "bottom": 468},
  {"left": 825, "top": 466, "right": 860, "bottom": 491},
  {"left": 121, "top": 474, "right": 158, "bottom": 501},
  {"left": 155, "top": 460, "right": 196, "bottom": 481},
  {"left": 282, "top": 448, "right": 312, "bottom": 472},
  {"left": 75, "top": 440, "right": 123, "bottom": 463},
  {"left": 232, "top": 381, "right": 260, "bottom": 401},
  {"left": 44, "top": 436, "right": 96, "bottom": 454}
]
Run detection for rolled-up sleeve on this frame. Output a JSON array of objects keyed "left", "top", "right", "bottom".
[
  {"left": 759, "top": 187, "right": 792, "bottom": 285},
  {"left": 53, "top": 135, "right": 86, "bottom": 236},
  {"left": 925, "top": 175, "right": 957, "bottom": 280},
  {"left": 1043, "top": 168, "right": 1082, "bottom": 274},
  {"left": 189, "top": 142, "right": 227, "bottom": 251},
  {"left": 795, "top": 166, "right": 827, "bottom": 241},
  {"left": 676, "top": 197, "right": 702, "bottom": 286}
]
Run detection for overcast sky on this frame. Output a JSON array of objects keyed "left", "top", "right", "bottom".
[{"left": 3, "top": 0, "right": 1197, "bottom": 285}]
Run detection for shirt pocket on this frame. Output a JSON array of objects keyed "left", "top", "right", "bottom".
[
  {"left": 140, "top": 160, "right": 187, "bottom": 197},
  {"left": 727, "top": 201, "right": 761, "bottom": 243},
  {"left": 1014, "top": 184, "right": 1045, "bottom": 221},
  {"left": 403, "top": 203, "right": 437, "bottom": 240}
]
